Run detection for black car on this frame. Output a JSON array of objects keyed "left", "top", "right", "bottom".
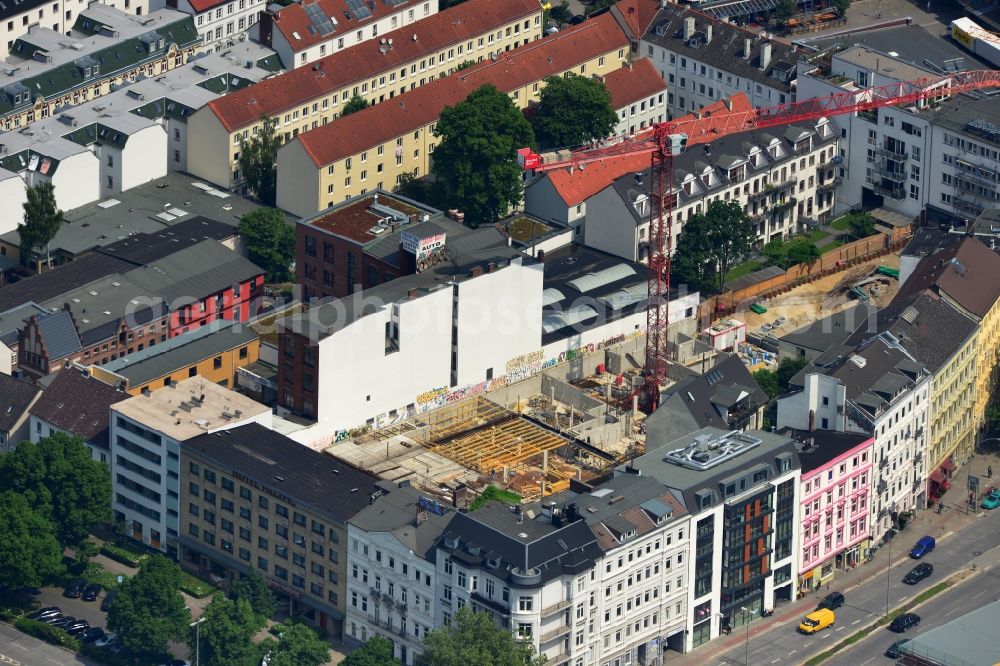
[
  {"left": 82, "top": 583, "right": 102, "bottom": 601},
  {"left": 100, "top": 590, "right": 118, "bottom": 612},
  {"left": 48, "top": 616, "right": 76, "bottom": 628},
  {"left": 903, "top": 562, "right": 933, "bottom": 585},
  {"left": 40, "top": 613, "right": 65, "bottom": 625},
  {"left": 66, "top": 620, "right": 91, "bottom": 635},
  {"left": 886, "top": 639, "right": 910, "bottom": 658},
  {"left": 817, "top": 592, "right": 845, "bottom": 610},
  {"left": 570, "top": 13, "right": 585, "bottom": 24},
  {"left": 78, "top": 627, "right": 106, "bottom": 644},
  {"left": 27, "top": 607, "right": 61, "bottom": 621},
  {"left": 889, "top": 613, "right": 921, "bottom": 633},
  {"left": 63, "top": 579, "right": 86, "bottom": 598}
]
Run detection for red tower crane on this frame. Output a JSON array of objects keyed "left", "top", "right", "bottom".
[{"left": 519, "top": 69, "right": 1000, "bottom": 411}]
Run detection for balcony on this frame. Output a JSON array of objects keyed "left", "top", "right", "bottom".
[
  {"left": 914, "top": 450, "right": 922, "bottom": 464},
  {"left": 877, "top": 145, "right": 908, "bottom": 161},
  {"left": 879, "top": 456, "right": 889, "bottom": 470},
  {"left": 771, "top": 197, "right": 797, "bottom": 214},
  {"left": 876, "top": 162, "right": 907, "bottom": 182},
  {"left": 818, "top": 155, "right": 844, "bottom": 170},
  {"left": 873, "top": 182, "right": 905, "bottom": 200},
  {"left": 817, "top": 176, "right": 842, "bottom": 193},
  {"left": 540, "top": 599, "right": 571, "bottom": 618},
  {"left": 953, "top": 196, "right": 986, "bottom": 215},
  {"left": 539, "top": 623, "right": 572, "bottom": 643}
]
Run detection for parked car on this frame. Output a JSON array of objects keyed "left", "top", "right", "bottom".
[
  {"left": 66, "top": 620, "right": 91, "bottom": 635},
  {"left": 78, "top": 627, "right": 107, "bottom": 644},
  {"left": 982, "top": 489, "right": 1000, "bottom": 509},
  {"left": 817, "top": 592, "right": 845, "bottom": 610},
  {"left": 100, "top": 590, "right": 118, "bottom": 612},
  {"left": 903, "top": 562, "right": 933, "bottom": 584},
  {"left": 48, "top": 616, "right": 76, "bottom": 629},
  {"left": 82, "top": 583, "right": 102, "bottom": 602},
  {"left": 570, "top": 13, "right": 585, "bottom": 24},
  {"left": 798, "top": 608, "right": 835, "bottom": 634},
  {"left": 889, "top": 613, "right": 921, "bottom": 633},
  {"left": 63, "top": 579, "right": 86, "bottom": 598},
  {"left": 95, "top": 633, "right": 117, "bottom": 648},
  {"left": 161, "top": 661, "right": 191, "bottom": 666},
  {"left": 27, "top": 607, "right": 61, "bottom": 620},
  {"left": 909, "top": 536, "right": 936, "bottom": 559},
  {"left": 40, "top": 613, "right": 66, "bottom": 625},
  {"left": 885, "top": 638, "right": 911, "bottom": 658}
]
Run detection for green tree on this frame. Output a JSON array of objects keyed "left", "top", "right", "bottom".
[
  {"left": 833, "top": 0, "right": 850, "bottom": 16},
  {"left": 18, "top": 181, "right": 64, "bottom": 270},
  {"left": 340, "top": 636, "right": 399, "bottom": 666},
  {"left": 455, "top": 60, "right": 476, "bottom": 72},
  {"left": 671, "top": 213, "right": 717, "bottom": 294},
  {"left": 762, "top": 238, "right": 786, "bottom": 267},
  {"left": 0, "top": 433, "right": 111, "bottom": 550},
  {"left": 237, "top": 208, "right": 294, "bottom": 282},
  {"left": 776, "top": 0, "right": 796, "bottom": 20},
  {"left": 785, "top": 239, "right": 822, "bottom": 268},
  {"left": 341, "top": 94, "right": 370, "bottom": 117},
  {"left": 776, "top": 357, "right": 808, "bottom": 393},
  {"left": 192, "top": 595, "right": 259, "bottom": 666},
  {"left": 431, "top": 84, "right": 534, "bottom": 226},
  {"left": 238, "top": 115, "right": 281, "bottom": 206},
  {"left": 418, "top": 607, "right": 546, "bottom": 666},
  {"left": 986, "top": 403, "right": 1000, "bottom": 430},
  {"left": 753, "top": 368, "right": 781, "bottom": 401},
  {"left": 703, "top": 201, "right": 757, "bottom": 293},
  {"left": 261, "top": 623, "right": 332, "bottom": 666},
  {"left": 229, "top": 570, "right": 276, "bottom": 629},
  {"left": 549, "top": 1, "right": 572, "bottom": 23},
  {"left": 531, "top": 73, "right": 618, "bottom": 150},
  {"left": 0, "top": 492, "right": 63, "bottom": 588},
  {"left": 396, "top": 172, "right": 433, "bottom": 203},
  {"left": 848, "top": 212, "right": 877, "bottom": 240},
  {"left": 107, "top": 555, "right": 190, "bottom": 661}
]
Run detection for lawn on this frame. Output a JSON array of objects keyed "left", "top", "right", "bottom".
[
  {"left": 830, "top": 215, "right": 852, "bottom": 231},
  {"left": 725, "top": 260, "right": 764, "bottom": 281},
  {"left": 803, "top": 228, "right": 830, "bottom": 243},
  {"left": 179, "top": 570, "right": 219, "bottom": 599},
  {"left": 821, "top": 239, "right": 843, "bottom": 251},
  {"left": 506, "top": 217, "right": 553, "bottom": 243},
  {"left": 470, "top": 485, "right": 522, "bottom": 511}
]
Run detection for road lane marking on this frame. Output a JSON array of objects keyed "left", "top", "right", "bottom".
[
  {"left": 851, "top": 619, "right": 862, "bottom": 625},
  {"left": 771, "top": 659, "right": 781, "bottom": 664},
  {"left": 973, "top": 590, "right": 987, "bottom": 599},
  {"left": 789, "top": 650, "right": 798, "bottom": 656},
  {"left": 835, "top": 626, "right": 845, "bottom": 631},
  {"left": 945, "top": 607, "right": 961, "bottom": 616}
]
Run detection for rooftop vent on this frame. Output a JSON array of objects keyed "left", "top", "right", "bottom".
[{"left": 663, "top": 430, "right": 763, "bottom": 470}]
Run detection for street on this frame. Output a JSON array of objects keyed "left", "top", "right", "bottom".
[
  {"left": 0, "top": 622, "right": 96, "bottom": 666},
  {"left": 825, "top": 562, "right": 1000, "bottom": 666},
  {"left": 705, "top": 507, "right": 1000, "bottom": 665}
]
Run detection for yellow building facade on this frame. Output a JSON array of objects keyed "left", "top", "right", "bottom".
[
  {"left": 928, "top": 332, "right": 978, "bottom": 471},
  {"left": 974, "top": 299, "right": 1000, "bottom": 431}
]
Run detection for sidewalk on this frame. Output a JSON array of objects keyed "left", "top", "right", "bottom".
[{"left": 663, "top": 452, "right": 995, "bottom": 665}]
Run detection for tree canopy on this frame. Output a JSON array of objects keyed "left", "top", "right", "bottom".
[
  {"left": 18, "top": 181, "right": 64, "bottom": 270},
  {"left": 237, "top": 208, "right": 295, "bottom": 282},
  {"left": 341, "top": 636, "right": 399, "bottom": 666},
  {"left": 341, "top": 94, "right": 370, "bottom": 117},
  {"left": 672, "top": 200, "right": 757, "bottom": 294},
  {"left": 238, "top": 115, "right": 281, "bottom": 206},
  {"left": 531, "top": 73, "right": 618, "bottom": 150},
  {"left": 0, "top": 432, "right": 110, "bottom": 549},
  {"left": 430, "top": 84, "right": 534, "bottom": 227},
  {"left": 261, "top": 623, "right": 332, "bottom": 666},
  {"left": 418, "top": 608, "right": 546, "bottom": 666},
  {"left": 192, "top": 595, "right": 260, "bottom": 666},
  {"left": 752, "top": 368, "right": 781, "bottom": 401},
  {"left": 229, "top": 570, "right": 276, "bottom": 629},
  {"left": 0, "top": 491, "right": 63, "bottom": 588},
  {"left": 847, "top": 212, "right": 877, "bottom": 240},
  {"left": 776, "top": 356, "right": 808, "bottom": 391},
  {"left": 549, "top": 1, "right": 572, "bottom": 23},
  {"left": 108, "top": 555, "right": 190, "bottom": 661}
]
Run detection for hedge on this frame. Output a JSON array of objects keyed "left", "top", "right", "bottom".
[
  {"left": 179, "top": 571, "right": 218, "bottom": 598},
  {"left": 13, "top": 617, "right": 80, "bottom": 651},
  {"left": 80, "top": 642, "right": 134, "bottom": 666},
  {"left": 99, "top": 543, "right": 149, "bottom": 568}
]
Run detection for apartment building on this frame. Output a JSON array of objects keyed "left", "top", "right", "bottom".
[
  {"left": 345, "top": 481, "right": 454, "bottom": 665},
  {"left": 640, "top": 6, "right": 799, "bottom": 118},
  {"left": 276, "top": 12, "right": 630, "bottom": 218},
  {"left": 156, "top": 0, "right": 266, "bottom": 51},
  {"left": 0, "top": 5, "right": 200, "bottom": 129},
  {"left": 791, "top": 430, "right": 875, "bottom": 591},
  {"left": 630, "top": 427, "right": 800, "bottom": 651},
  {"left": 186, "top": 0, "right": 541, "bottom": 192},
  {"left": 110, "top": 376, "right": 271, "bottom": 555},
  {"left": 528, "top": 117, "right": 838, "bottom": 263},
  {"left": 180, "top": 424, "right": 379, "bottom": 640},
  {"left": 0, "top": 372, "right": 40, "bottom": 449},
  {"left": 601, "top": 57, "right": 668, "bottom": 137},
  {"left": 0, "top": 0, "right": 148, "bottom": 60},
  {"left": 258, "top": 0, "right": 436, "bottom": 69},
  {"left": 778, "top": 336, "right": 931, "bottom": 541}
]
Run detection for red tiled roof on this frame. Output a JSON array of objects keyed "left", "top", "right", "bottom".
[
  {"left": 546, "top": 92, "right": 754, "bottom": 206},
  {"left": 207, "top": 0, "right": 540, "bottom": 133},
  {"left": 187, "top": 0, "right": 230, "bottom": 14},
  {"left": 610, "top": 0, "right": 662, "bottom": 40},
  {"left": 295, "top": 12, "right": 630, "bottom": 167},
  {"left": 272, "top": 0, "right": 422, "bottom": 53},
  {"left": 602, "top": 57, "right": 666, "bottom": 109}
]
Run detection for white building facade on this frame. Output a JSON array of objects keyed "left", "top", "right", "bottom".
[
  {"left": 0, "top": 0, "right": 149, "bottom": 60},
  {"left": 155, "top": 0, "right": 266, "bottom": 51}
]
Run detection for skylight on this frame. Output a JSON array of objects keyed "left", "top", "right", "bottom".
[{"left": 567, "top": 264, "right": 635, "bottom": 293}]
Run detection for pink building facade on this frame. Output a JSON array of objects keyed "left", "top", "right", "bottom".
[{"left": 796, "top": 431, "right": 876, "bottom": 592}]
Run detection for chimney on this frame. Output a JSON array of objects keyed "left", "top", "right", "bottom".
[
  {"left": 744, "top": 37, "right": 752, "bottom": 59},
  {"left": 706, "top": 24, "right": 713, "bottom": 43},
  {"left": 660, "top": 0, "right": 667, "bottom": 7},
  {"left": 683, "top": 16, "right": 695, "bottom": 41},
  {"left": 470, "top": 265, "right": 484, "bottom": 278},
  {"left": 487, "top": 262, "right": 497, "bottom": 273},
  {"left": 408, "top": 287, "right": 420, "bottom": 299},
  {"left": 536, "top": 249, "right": 545, "bottom": 262},
  {"left": 761, "top": 41, "right": 772, "bottom": 70},
  {"left": 808, "top": 409, "right": 815, "bottom": 432}
]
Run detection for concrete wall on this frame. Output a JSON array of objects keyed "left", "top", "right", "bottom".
[
  {"left": 0, "top": 172, "right": 27, "bottom": 236},
  {"left": 44, "top": 152, "right": 101, "bottom": 211},
  {"left": 776, "top": 373, "right": 846, "bottom": 432},
  {"left": 186, "top": 108, "right": 238, "bottom": 189},
  {"left": 583, "top": 187, "right": 638, "bottom": 261},
  {"left": 275, "top": 139, "right": 323, "bottom": 218},
  {"left": 118, "top": 125, "right": 170, "bottom": 193}
]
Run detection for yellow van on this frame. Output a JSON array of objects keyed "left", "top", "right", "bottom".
[{"left": 798, "top": 608, "right": 835, "bottom": 634}]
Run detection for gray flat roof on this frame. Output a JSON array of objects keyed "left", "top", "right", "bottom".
[
  {"left": 801, "top": 23, "right": 983, "bottom": 73},
  {"left": 348, "top": 479, "right": 453, "bottom": 559},
  {"left": 899, "top": 598, "right": 1000, "bottom": 666}
]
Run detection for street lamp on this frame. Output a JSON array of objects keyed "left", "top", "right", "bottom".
[
  {"left": 740, "top": 606, "right": 755, "bottom": 666},
  {"left": 190, "top": 616, "right": 207, "bottom": 666},
  {"left": 885, "top": 501, "right": 896, "bottom": 618}
]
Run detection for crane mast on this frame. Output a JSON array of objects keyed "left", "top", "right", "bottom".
[{"left": 519, "top": 69, "right": 1000, "bottom": 410}]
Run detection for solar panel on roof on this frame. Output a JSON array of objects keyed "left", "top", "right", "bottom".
[
  {"left": 345, "top": 0, "right": 372, "bottom": 20},
  {"left": 304, "top": 2, "right": 336, "bottom": 36}
]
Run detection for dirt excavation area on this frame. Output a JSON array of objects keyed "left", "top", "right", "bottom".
[{"left": 740, "top": 253, "right": 901, "bottom": 333}]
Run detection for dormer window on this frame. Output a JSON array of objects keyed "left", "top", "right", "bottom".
[{"left": 618, "top": 529, "right": 637, "bottom": 542}]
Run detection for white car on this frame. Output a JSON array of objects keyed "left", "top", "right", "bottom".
[{"left": 95, "top": 633, "right": 117, "bottom": 648}]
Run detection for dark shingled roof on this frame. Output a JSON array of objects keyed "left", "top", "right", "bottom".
[
  {"left": 34, "top": 310, "right": 82, "bottom": 361},
  {"left": 784, "top": 429, "right": 873, "bottom": 474},
  {"left": 892, "top": 235, "right": 1000, "bottom": 319},
  {"left": 0, "top": 373, "right": 41, "bottom": 434},
  {"left": 29, "top": 369, "right": 128, "bottom": 450},
  {"left": 182, "top": 423, "right": 380, "bottom": 524}
]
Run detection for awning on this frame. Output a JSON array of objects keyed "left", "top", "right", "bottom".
[
  {"left": 929, "top": 469, "right": 947, "bottom": 484},
  {"left": 941, "top": 459, "right": 957, "bottom": 472},
  {"left": 801, "top": 570, "right": 814, "bottom": 580}
]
